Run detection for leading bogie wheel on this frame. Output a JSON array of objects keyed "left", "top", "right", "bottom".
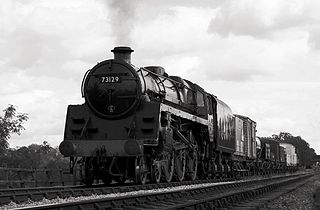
[
  {"left": 101, "top": 173, "right": 112, "bottom": 185},
  {"left": 135, "top": 156, "right": 147, "bottom": 185},
  {"left": 151, "top": 159, "right": 161, "bottom": 183},
  {"left": 82, "top": 157, "right": 94, "bottom": 186},
  {"left": 114, "top": 175, "right": 126, "bottom": 184}
]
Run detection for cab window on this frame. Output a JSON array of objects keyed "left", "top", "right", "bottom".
[
  {"left": 196, "top": 91, "right": 205, "bottom": 107},
  {"left": 207, "top": 96, "right": 213, "bottom": 114},
  {"left": 187, "top": 89, "right": 195, "bottom": 104}
]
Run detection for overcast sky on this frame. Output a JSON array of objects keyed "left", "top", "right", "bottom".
[{"left": 1, "top": 0, "right": 319, "bottom": 153}]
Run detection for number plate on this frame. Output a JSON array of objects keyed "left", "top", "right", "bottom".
[{"left": 101, "top": 76, "right": 121, "bottom": 83}]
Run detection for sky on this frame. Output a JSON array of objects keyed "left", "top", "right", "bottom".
[{"left": 0, "top": 0, "right": 320, "bottom": 153}]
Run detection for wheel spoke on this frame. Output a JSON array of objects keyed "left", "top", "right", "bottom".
[
  {"left": 162, "top": 151, "right": 174, "bottom": 182},
  {"left": 175, "top": 149, "right": 186, "bottom": 181},
  {"left": 186, "top": 149, "right": 198, "bottom": 180}
]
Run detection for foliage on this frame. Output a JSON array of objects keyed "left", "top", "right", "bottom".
[
  {"left": 260, "top": 132, "right": 316, "bottom": 167},
  {"left": 3, "top": 141, "right": 69, "bottom": 169},
  {"left": 0, "top": 105, "right": 28, "bottom": 153}
]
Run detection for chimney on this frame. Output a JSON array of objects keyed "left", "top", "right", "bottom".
[{"left": 111, "top": 46, "right": 134, "bottom": 64}]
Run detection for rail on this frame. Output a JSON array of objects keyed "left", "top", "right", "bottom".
[{"left": 10, "top": 172, "right": 313, "bottom": 210}]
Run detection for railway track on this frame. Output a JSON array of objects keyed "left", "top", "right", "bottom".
[
  {"left": 0, "top": 177, "right": 236, "bottom": 206},
  {"left": 232, "top": 175, "right": 313, "bottom": 209},
  {"left": 1, "top": 172, "right": 313, "bottom": 210}
]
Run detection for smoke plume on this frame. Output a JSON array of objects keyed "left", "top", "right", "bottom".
[{"left": 109, "top": 0, "right": 138, "bottom": 46}]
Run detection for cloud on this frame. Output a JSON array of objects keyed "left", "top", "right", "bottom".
[
  {"left": 1, "top": 27, "right": 65, "bottom": 70},
  {"left": 0, "top": 69, "right": 83, "bottom": 147},
  {"left": 208, "top": 0, "right": 311, "bottom": 38},
  {"left": 308, "top": 28, "right": 320, "bottom": 50},
  {"left": 1, "top": 0, "right": 320, "bottom": 155},
  {"left": 0, "top": 0, "right": 112, "bottom": 77},
  {"left": 205, "top": 67, "right": 266, "bottom": 82}
]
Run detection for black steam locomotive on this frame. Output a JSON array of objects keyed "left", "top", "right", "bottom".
[{"left": 59, "top": 47, "right": 296, "bottom": 185}]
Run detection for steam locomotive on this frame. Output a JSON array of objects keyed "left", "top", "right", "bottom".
[{"left": 59, "top": 47, "right": 297, "bottom": 185}]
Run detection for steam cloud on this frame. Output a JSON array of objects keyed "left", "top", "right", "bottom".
[{"left": 109, "top": 0, "right": 138, "bottom": 46}]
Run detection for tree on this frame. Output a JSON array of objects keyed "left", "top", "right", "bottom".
[
  {"left": 0, "top": 105, "right": 28, "bottom": 154},
  {"left": 262, "top": 132, "right": 316, "bottom": 167},
  {"left": 4, "top": 141, "right": 68, "bottom": 169}
]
